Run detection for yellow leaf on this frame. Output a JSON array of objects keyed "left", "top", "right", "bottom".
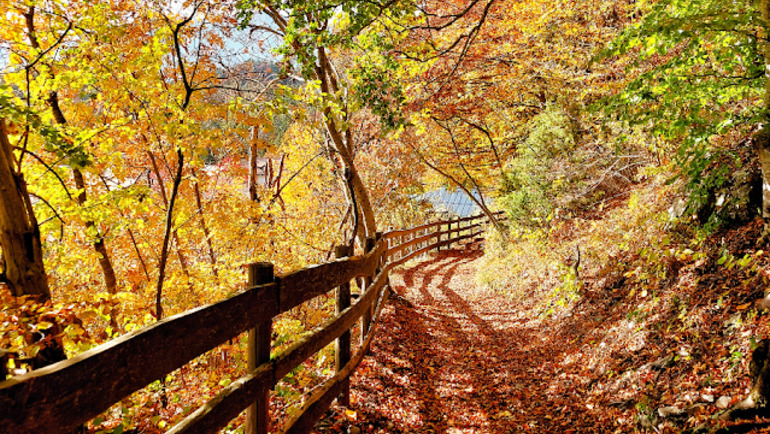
[
  {"left": 737, "top": 302, "right": 752, "bottom": 310},
  {"left": 37, "top": 321, "right": 54, "bottom": 330},
  {"left": 68, "top": 325, "right": 85, "bottom": 335}
]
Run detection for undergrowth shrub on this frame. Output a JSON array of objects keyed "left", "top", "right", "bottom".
[
  {"left": 499, "top": 106, "right": 655, "bottom": 232},
  {"left": 500, "top": 105, "right": 579, "bottom": 227},
  {"left": 477, "top": 225, "right": 564, "bottom": 305},
  {"left": 480, "top": 171, "right": 676, "bottom": 315}
]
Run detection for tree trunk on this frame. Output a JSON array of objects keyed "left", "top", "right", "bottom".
[
  {"left": 72, "top": 169, "right": 118, "bottom": 295},
  {"left": 192, "top": 170, "right": 217, "bottom": 277},
  {"left": 758, "top": 0, "right": 770, "bottom": 232},
  {"left": 155, "top": 148, "right": 184, "bottom": 321},
  {"left": 313, "top": 48, "right": 377, "bottom": 245},
  {"left": 348, "top": 164, "right": 377, "bottom": 241},
  {"left": 147, "top": 150, "right": 191, "bottom": 276},
  {"left": 25, "top": 5, "right": 119, "bottom": 298},
  {"left": 0, "top": 119, "right": 67, "bottom": 369},
  {"left": 0, "top": 119, "right": 50, "bottom": 299},
  {"left": 248, "top": 126, "right": 260, "bottom": 202}
]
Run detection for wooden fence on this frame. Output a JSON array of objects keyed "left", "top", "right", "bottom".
[{"left": 0, "top": 212, "right": 503, "bottom": 434}]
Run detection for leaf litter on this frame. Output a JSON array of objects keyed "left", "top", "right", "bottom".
[{"left": 314, "top": 226, "right": 770, "bottom": 433}]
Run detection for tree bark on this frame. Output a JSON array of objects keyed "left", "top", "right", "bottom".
[
  {"left": 155, "top": 148, "right": 184, "bottom": 321},
  {"left": 0, "top": 119, "right": 50, "bottom": 299},
  {"left": 313, "top": 47, "right": 377, "bottom": 244},
  {"left": 0, "top": 119, "right": 67, "bottom": 370},
  {"left": 147, "top": 150, "right": 191, "bottom": 276},
  {"left": 192, "top": 170, "right": 217, "bottom": 277},
  {"left": 72, "top": 169, "right": 118, "bottom": 295},
  {"left": 248, "top": 126, "right": 260, "bottom": 202},
  {"left": 758, "top": 0, "right": 770, "bottom": 232}
]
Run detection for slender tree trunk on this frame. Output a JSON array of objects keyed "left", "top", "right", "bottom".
[
  {"left": 72, "top": 169, "right": 118, "bottom": 295},
  {"left": 248, "top": 126, "right": 260, "bottom": 202},
  {"left": 49, "top": 92, "right": 121, "bottom": 331},
  {"left": 274, "top": 154, "right": 285, "bottom": 190},
  {"left": 192, "top": 170, "right": 217, "bottom": 277},
  {"left": 99, "top": 176, "right": 151, "bottom": 282},
  {"left": 313, "top": 47, "right": 377, "bottom": 244},
  {"left": 758, "top": 0, "right": 770, "bottom": 228},
  {"left": 155, "top": 148, "right": 184, "bottom": 320},
  {"left": 147, "top": 150, "right": 191, "bottom": 276},
  {"left": 348, "top": 165, "right": 377, "bottom": 240}
]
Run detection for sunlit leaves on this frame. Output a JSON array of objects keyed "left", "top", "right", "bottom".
[{"left": 597, "top": 0, "right": 764, "bottom": 219}]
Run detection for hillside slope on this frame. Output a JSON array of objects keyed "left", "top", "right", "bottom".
[{"left": 315, "top": 195, "right": 770, "bottom": 433}]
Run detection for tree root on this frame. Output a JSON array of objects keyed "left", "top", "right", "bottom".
[
  {"left": 687, "top": 401, "right": 770, "bottom": 434},
  {"left": 758, "top": 226, "right": 770, "bottom": 247},
  {"left": 713, "top": 420, "right": 770, "bottom": 434},
  {"left": 689, "top": 339, "right": 770, "bottom": 433}
]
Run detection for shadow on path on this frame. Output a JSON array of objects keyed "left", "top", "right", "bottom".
[
  {"left": 346, "top": 248, "right": 543, "bottom": 433},
  {"left": 328, "top": 247, "right": 616, "bottom": 433}
]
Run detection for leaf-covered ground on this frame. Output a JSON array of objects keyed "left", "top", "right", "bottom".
[
  {"left": 315, "top": 226, "right": 770, "bottom": 434},
  {"left": 320, "top": 246, "right": 616, "bottom": 433}
]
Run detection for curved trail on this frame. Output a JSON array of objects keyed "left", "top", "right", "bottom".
[{"left": 326, "top": 247, "right": 614, "bottom": 433}]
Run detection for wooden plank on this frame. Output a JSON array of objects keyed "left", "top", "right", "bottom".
[
  {"left": 388, "top": 229, "right": 484, "bottom": 269},
  {"left": 386, "top": 223, "right": 481, "bottom": 258},
  {"left": 382, "top": 212, "right": 497, "bottom": 240},
  {"left": 385, "top": 230, "right": 436, "bottom": 257},
  {"left": 169, "top": 271, "right": 389, "bottom": 434},
  {"left": 382, "top": 220, "right": 443, "bottom": 240},
  {"left": 0, "top": 282, "right": 279, "bottom": 434},
  {"left": 166, "top": 364, "right": 273, "bottom": 434},
  {"left": 278, "top": 242, "right": 385, "bottom": 313},
  {"left": 273, "top": 270, "right": 388, "bottom": 381},
  {"left": 281, "top": 285, "right": 392, "bottom": 434}
]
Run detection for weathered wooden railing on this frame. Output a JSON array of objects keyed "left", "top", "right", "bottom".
[{"left": 0, "top": 211, "right": 503, "bottom": 434}]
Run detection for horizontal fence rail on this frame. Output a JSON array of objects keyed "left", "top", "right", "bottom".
[{"left": 0, "top": 211, "right": 504, "bottom": 434}]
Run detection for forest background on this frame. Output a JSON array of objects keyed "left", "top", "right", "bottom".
[{"left": 2, "top": 0, "right": 770, "bottom": 431}]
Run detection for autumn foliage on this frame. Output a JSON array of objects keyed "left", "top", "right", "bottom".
[{"left": 4, "top": 0, "right": 770, "bottom": 432}]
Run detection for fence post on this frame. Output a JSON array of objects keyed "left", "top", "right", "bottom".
[
  {"left": 406, "top": 230, "right": 411, "bottom": 257},
  {"left": 361, "top": 237, "right": 376, "bottom": 344},
  {"left": 334, "top": 246, "right": 351, "bottom": 406},
  {"left": 419, "top": 228, "right": 424, "bottom": 257},
  {"left": 375, "top": 232, "right": 384, "bottom": 269},
  {"left": 246, "top": 263, "right": 274, "bottom": 434},
  {"left": 437, "top": 221, "right": 442, "bottom": 252}
]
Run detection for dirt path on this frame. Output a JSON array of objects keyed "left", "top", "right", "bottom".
[{"left": 314, "top": 247, "right": 614, "bottom": 433}]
